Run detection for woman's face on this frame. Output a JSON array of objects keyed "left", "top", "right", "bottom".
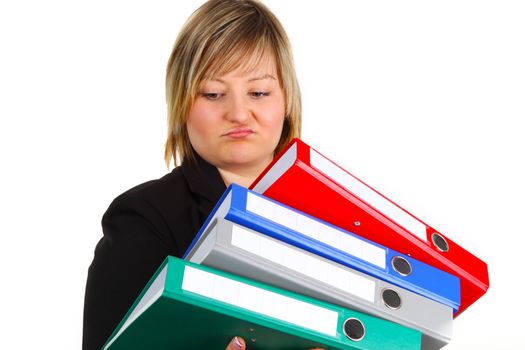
[{"left": 187, "top": 55, "right": 285, "bottom": 174}]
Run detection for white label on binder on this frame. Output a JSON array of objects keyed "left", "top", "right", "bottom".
[
  {"left": 231, "top": 225, "right": 376, "bottom": 303},
  {"left": 182, "top": 265, "right": 339, "bottom": 336},
  {"left": 246, "top": 192, "right": 386, "bottom": 269},
  {"left": 310, "top": 149, "right": 428, "bottom": 242}
]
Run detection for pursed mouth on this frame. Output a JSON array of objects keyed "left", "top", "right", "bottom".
[{"left": 223, "top": 127, "right": 254, "bottom": 138}]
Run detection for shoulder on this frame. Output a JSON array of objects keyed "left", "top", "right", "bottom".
[
  {"left": 101, "top": 167, "right": 194, "bottom": 252},
  {"left": 100, "top": 157, "right": 225, "bottom": 255},
  {"left": 107, "top": 167, "right": 189, "bottom": 214}
]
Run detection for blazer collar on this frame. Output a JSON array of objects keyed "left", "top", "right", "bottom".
[{"left": 181, "top": 153, "right": 226, "bottom": 203}]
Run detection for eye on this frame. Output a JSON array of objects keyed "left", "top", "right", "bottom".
[
  {"left": 250, "top": 91, "right": 270, "bottom": 98},
  {"left": 201, "top": 92, "right": 223, "bottom": 100}
]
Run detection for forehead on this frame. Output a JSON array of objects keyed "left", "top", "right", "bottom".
[
  {"left": 203, "top": 49, "right": 278, "bottom": 81},
  {"left": 216, "top": 60, "right": 278, "bottom": 83}
]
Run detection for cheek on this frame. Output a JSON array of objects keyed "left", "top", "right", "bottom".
[
  {"left": 269, "top": 114, "right": 285, "bottom": 137},
  {"left": 187, "top": 104, "right": 215, "bottom": 139},
  {"left": 259, "top": 103, "right": 286, "bottom": 136}
]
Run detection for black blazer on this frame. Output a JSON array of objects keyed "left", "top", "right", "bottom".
[{"left": 82, "top": 155, "right": 226, "bottom": 350}]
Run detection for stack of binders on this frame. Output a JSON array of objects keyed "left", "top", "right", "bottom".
[{"left": 102, "top": 138, "right": 489, "bottom": 350}]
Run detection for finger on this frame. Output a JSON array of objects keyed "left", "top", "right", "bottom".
[{"left": 224, "top": 336, "right": 245, "bottom": 350}]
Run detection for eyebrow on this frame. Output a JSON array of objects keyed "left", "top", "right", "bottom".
[
  {"left": 248, "top": 74, "right": 277, "bottom": 82},
  {"left": 208, "top": 74, "right": 277, "bottom": 83}
]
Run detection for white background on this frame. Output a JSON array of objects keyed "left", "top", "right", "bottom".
[{"left": 1, "top": 0, "right": 524, "bottom": 349}]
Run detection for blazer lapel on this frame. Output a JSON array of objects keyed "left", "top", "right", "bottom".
[{"left": 181, "top": 153, "right": 226, "bottom": 223}]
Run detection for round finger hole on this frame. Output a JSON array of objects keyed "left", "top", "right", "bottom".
[
  {"left": 343, "top": 318, "right": 365, "bottom": 342},
  {"left": 431, "top": 233, "right": 449, "bottom": 252},
  {"left": 391, "top": 256, "right": 412, "bottom": 276},
  {"left": 382, "top": 288, "right": 402, "bottom": 309}
]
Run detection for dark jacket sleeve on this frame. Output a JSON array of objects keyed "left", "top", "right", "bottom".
[{"left": 82, "top": 188, "right": 179, "bottom": 350}]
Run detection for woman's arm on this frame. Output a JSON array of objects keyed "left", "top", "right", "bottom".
[{"left": 82, "top": 192, "right": 173, "bottom": 350}]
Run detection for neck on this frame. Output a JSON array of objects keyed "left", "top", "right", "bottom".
[{"left": 217, "top": 161, "right": 270, "bottom": 188}]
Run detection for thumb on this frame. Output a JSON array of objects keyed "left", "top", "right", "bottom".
[{"left": 225, "top": 336, "right": 246, "bottom": 350}]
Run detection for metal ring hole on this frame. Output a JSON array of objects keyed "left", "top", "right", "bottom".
[
  {"left": 382, "top": 288, "right": 402, "bottom": 310},
  {"left": 343, "top": 318, "right": 365, "bottom": 342},
  {"left": 432, "top": 233, "right": 449, "bottom": 252},
  {"left": 391, "top": 256, "right": 412, "bottom": 276}
]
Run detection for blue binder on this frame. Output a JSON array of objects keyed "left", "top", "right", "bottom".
[{"left": 184, "top": 184, "right": 460, "bottom": 311}]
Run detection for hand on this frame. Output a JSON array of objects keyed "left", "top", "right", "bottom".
[
  {"left": 225, "top": 336, "right": 324, "bottom": 350},
  {"left": 225, "top": 336, "right": 245, "bottom": 350}
]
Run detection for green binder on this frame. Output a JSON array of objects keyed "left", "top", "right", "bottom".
[{"left": 102, "top": 256, "right": 421, "bottom": 350}]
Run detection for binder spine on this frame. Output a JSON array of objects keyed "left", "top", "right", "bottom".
[
  {"left": 226, "top": 185, "right": 459, "bottom": 310},
  {"left": 191, "top": 218, "right": 453, "bottom": 348},
  {"left": 301, "top": 138, "right": 486, "bottom": 313},
  {"left": 177, "top": 258, "right": 422, "bottom": 350}
]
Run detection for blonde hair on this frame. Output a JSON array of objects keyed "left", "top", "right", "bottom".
[{"left": 164, "top": 0, "right": 301, "bottom": 167}]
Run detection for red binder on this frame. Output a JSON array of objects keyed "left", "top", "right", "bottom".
[{"left": 250, "top": 138, "right": 489, "bottom": 316}]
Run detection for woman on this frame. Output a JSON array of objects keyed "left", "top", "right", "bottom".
[{"left": 83, "top": 1, "right": 303, "bottom": 349}]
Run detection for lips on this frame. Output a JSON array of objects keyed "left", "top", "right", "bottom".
[{"left": 224, "top": 127, "right": 254, "bottom": 138}]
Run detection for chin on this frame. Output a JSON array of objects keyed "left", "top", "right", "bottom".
[
  {"left": 226, "top": 150, "right": 268, "bottom": 168},
  {"left": 218, "top": 142, "right": 274, "bottom": 168},
  {"left": 226, "top": 153, "right": 258, "bottom": 166}
]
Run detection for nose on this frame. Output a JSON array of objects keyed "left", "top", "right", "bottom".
[{"left": 225, "top": 93, "right": 250, "bottom": 123}]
